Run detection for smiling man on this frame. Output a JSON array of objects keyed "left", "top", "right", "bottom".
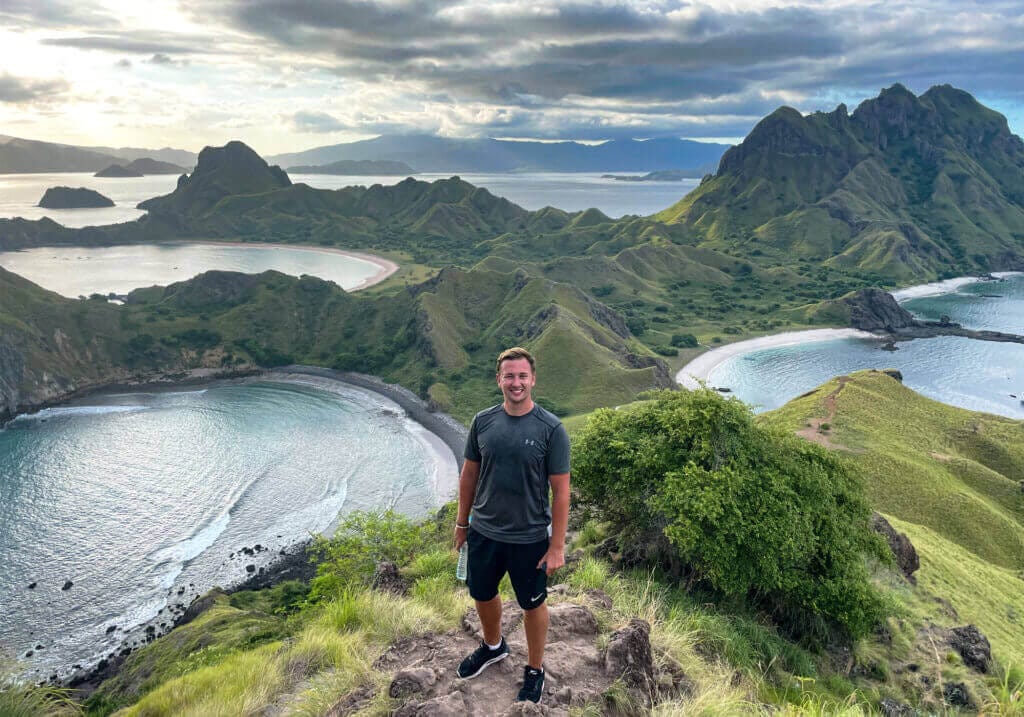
[{"left": 453, "top": 346, "right": 571, "bottom": 704}]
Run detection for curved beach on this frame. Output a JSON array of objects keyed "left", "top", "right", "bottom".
[
  {"left": 188, "top": 241, "right": 400, "bottom": 290},
  {"left": 676, "top": 329, "right": 877, "bottom": 389}
]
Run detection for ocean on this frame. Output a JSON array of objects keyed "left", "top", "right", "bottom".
[
  {"left": 705, "top": 274, "right": 1024, "bottom": 418},
  {"left": 0, "top": 376, "right": 457, "bottom": 681}
]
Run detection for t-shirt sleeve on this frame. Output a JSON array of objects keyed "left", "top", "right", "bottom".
[
  {"left": 464, "top": 415, "right": 481, "bottom": 462},
  {"left": 546, "top": 422, "right": 571, "bottom": 475}
]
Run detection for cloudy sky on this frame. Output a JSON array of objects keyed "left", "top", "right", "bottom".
[{"left": 1, "top": 0, "right": 1023, "bottom": 154}]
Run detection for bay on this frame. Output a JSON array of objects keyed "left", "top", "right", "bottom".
[
  {"left": 703, "top": 275, "right": 1024, "bottom": 418},
  {"left": 0, "top": 376, "right": 457, "bottom": 680},
  {"left": 0, "top": 242, "right": 391, "bottom": 298}
]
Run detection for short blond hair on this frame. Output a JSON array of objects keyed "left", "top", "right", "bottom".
[{"left": 496, "top": 346, "right": 535, "bottom": 374}]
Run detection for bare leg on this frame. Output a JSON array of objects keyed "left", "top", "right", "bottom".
[
  {"left": 523, "top": 602, "right": 549, "bottom": 670},
  {"left": 476, "top": 596, "right": 503, "bottom": 645}
]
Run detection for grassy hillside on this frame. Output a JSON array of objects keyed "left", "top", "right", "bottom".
[{"left": 763, "top": 369, "right": 1024, "bottom": 665}]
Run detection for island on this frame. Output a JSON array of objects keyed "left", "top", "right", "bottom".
[
  {"left": 286, "top": 159, "right": 416, "bottom": 175},
  {"left": 601, "top": 169, "right": 705, "bottom": 181},
  {"left": 95, "top": 158, "right": 186, "bottom": 177},
  {"left": 95, "top": 164, "right": 144, "bottom": 177},
  {"left": 38, "top": 186, "right": 115, "bottom": 208}
]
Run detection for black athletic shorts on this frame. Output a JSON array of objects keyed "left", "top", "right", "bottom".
[{"left": 466, "top": 528, "right": 549, "bottom": 610}]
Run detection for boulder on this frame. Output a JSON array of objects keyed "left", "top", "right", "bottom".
[
  {"left": 547, "top": 603, "right": 599, "bottom": 640},
  {"left": 942, "top": 682, "right": 972, "bottom": 708},
  {"left": 373, "top": 561, "right": 409, "bottom": 596},
  {"left": 841, "top": 289, "right": 919, "bottom": 331},
  {"left": 178, "top": 588, "right": 226, "bottom": 626},
  {"left": 61, "top": 580, "right": 74, "bottom": 591},
  {"left": 389, "top": 667, "right": 437, "bottom": 698},
  {"left": 949, "top": 625, "right": 991, "bottom": 672},
  {"left": 871, "top": 513, "right": 919, "bottom": 582},
  {"left": 879, "top": 697, "right": 913, "bottom": 716},
  {"left": 603, "top": 618, "right": 655, "bottom": 698}
]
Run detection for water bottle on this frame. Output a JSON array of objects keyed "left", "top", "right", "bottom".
[{"left": 456, "top": 517, "right": 470, "bottom": 581}]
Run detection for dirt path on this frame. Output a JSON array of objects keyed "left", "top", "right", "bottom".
[
  {"left": 796, "top": 376, "right": 853, "bottom": 451},
  {"left": 326, "top": 596, "right": 687, "bottom": 715}
]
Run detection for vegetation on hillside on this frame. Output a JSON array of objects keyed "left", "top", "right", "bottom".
[
  {"left": 573, "top": 388, "right": 890, "bottom": 640},
  {"left": 763, "top": 369, "right": 1024, "bottom": 667}
]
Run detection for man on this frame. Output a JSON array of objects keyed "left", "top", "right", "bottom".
[{"left": 453, "top": 346, "right": 571, "bottom": 704}]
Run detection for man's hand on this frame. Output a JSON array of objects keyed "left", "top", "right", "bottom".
[
  {"left": 454, "top": 525, "right": 468, "bottom": 551},
  {"left": 537, "top": 545, "right": 565, "bottom": 576}
]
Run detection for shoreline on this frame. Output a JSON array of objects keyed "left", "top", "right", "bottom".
[
  {"left": 170, "top": 240, "right": 400, "bottom": 291},
  {"left": 676, "top": 272, "right": 1024, "bottom": 390},
  {"left": 676, "top": 329, "right": 879, "bottom": 389},
  {"left": 6, "top": 364, "right": 466, "bottom": 688}
]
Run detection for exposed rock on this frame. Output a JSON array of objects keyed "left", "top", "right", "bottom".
[
  {"left": 582, "top": 589, "right": 613, "bottom": 611},
  {"left": 603, "top": 618, "right": 655, "bottom": 698},
  {"left": 373, "top": 560, "right": 410, "bottom": 596},
  {"left": 27, "top": 582, "right": 37, "bottom": 589},
  {"left": 394, "top": 690, "right": 468, "bottom": 716},
  {"left": 547, "top": 604, "right": 599, "bottom": 640},
  {"left": 879, "top": 697, "right": 914, "bottom": 716},
  {"left": 61, "top": 580, "right": 74, "bottom": 591},
  {"left": 390, "top": 667, "right": 438, "bottom": 698},
  {"left": 38, "top": 186, "right": 115, "bottom": 209},
  {"left": 881, "top": 368, "right": 903, "bottom": 382},
  {"left": 942, "top": 681, "right": 972, "bottom": 708},
  {"left": 245, "top": 564, "right": 256, "bottom": 573},
  {"left": 949, "top": 625, "right": 991, "bottom": 672},
  {"left": 871, "top": 513, "right": 920, "bottom": 582},
  {"left": 842, "top": 289, "right": 918, "bottom": 331},
  {"left": 177, "top": 588, "right": 226, "bottom": 626},
  {"left": 500, "top": 701, "right": 553, "bottom": 716}
]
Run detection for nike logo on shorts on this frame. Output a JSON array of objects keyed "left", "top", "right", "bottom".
[{"left": 531, "top": 592, "right": 545, "bottom": 602}]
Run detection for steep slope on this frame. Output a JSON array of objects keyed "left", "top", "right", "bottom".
[
  {"left": 138, "top": 141, "right": 291, "bottom": 219},
  {"left": 659, "top": 84, "right": 1024, "bottom": 281},
  {"left": 764, "top": 369, "right": 1024, "bottom": 662}
]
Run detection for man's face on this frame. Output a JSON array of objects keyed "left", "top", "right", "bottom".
[{"left": 497, "top": 357, "right": 536, "bottom": 406}]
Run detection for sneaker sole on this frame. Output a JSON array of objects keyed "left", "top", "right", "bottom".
[{"left": 458, "top": 651, "right": 508, "bottom": 679}]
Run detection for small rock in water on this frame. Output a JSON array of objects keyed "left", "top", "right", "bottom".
[
  {"left": 27, "top": 582, "right": 37, "bottom": 589},
  {"left": 61, "top": 580, "right": 74, "bottom": 591},
  {"left": 105, "top": 625, "right": 117, "bottom": 634},
  {"left": 245, "top": 564, "right": 256, "bottom": 573},
  {"left": 35, "top": 644, "right": 43, "bottom": 650},
  {"left": 24, "top": 650, "right": 33, "bottom": 658}
]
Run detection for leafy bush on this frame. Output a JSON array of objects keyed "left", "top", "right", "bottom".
[
  {"left": 653, "top": 345, "right": 678, "bottom": 357},
  {"left": 671, "top": 333, "right": 699, "bottom": 348},
  {"left": 572, "top": 389, "right": 889, "bottom": 638},
  {"left": 307, "top": 510, "right": 427, "bottom": 602}
]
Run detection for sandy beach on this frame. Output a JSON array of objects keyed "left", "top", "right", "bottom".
[
  {"left": 890, "top": 271, "right": 1024, "bottom": 301},
  {"left": 171, "top": 240, "right": 400, "bottom": 290},
  {"left": 675, "top": 329, "right": 878, "bottom": 389}
]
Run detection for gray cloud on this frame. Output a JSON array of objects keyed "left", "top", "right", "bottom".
[
  {"left": 0, "top": 0, "right": 117, "bottom": 30},
  {"left": 0, "top": 73, "right": 70, "bottom": 103},
  {"left": 289, "top": 110, "right": 347, "bottom": 133},
  {"left": 41, "top": 32, "right": 206, "bottom": 55}
]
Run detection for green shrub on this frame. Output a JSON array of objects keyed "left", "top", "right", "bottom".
[
  {"left": 307, "top": 510, "right": 425, "bottom": 602},
  {"left": 653, "top": 345, "right": 678, "bottom": 357},
  {"left": 670, "top": 333, "right": 699, "bottom": 348},
  {"left": 572, "top": 389, "right": 889, "bottom": 639}
]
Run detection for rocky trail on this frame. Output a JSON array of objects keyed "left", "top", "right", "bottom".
[{"left": 325, "top": 592, "right": 689, "bottom": 716}]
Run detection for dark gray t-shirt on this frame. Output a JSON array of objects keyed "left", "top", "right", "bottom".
[{"left": 465, "top": 403, "right": 571, "bottom": 543}]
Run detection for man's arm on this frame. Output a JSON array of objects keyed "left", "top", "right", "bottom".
[
  {"left": 454, "top": 459, "right": 481, "bottom": 550},
  {"left": 537, "top": 472, "right": 570, "bottom": 576}
]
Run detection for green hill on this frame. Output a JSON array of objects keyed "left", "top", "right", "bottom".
[
  {"left": 658, "top": 84, "right": 1024, "bottom": 282},
  {"left": 763, "top": 369, "right": 1024, "bottom": 664}
]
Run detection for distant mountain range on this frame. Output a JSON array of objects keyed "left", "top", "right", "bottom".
[
  {"left": 267, "top": 134, "right": 731, "bottom": 173},
  {"left": 0, "top": 134, "right": 197, "bottom": 174},
  {"left": 287, "top": 159, "right": 416, "bottom": 175}
]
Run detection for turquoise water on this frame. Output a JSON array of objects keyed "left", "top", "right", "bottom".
[
  {"left": 0, "top": 243, "right": 384, "bottom": 298},
  {"left": 707, "top": 275, "right": 1024, "bottom": 418},
  {"left": 0, "top": 377, "right": 455, "bottom": 680}
]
